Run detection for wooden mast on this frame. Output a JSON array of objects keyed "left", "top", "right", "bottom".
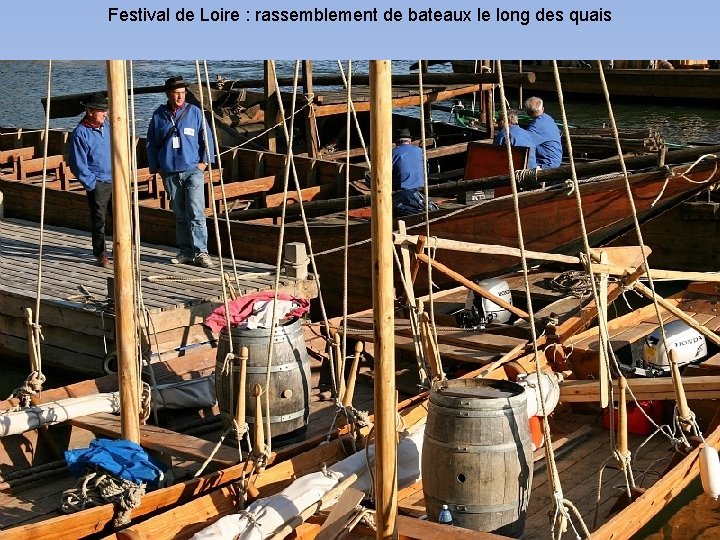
[
  {"left": 106, "top": 60, "right": 140, "bottom": 443},
  {"left": 370, "top": 59, "right": 398, "bottom": 539}
]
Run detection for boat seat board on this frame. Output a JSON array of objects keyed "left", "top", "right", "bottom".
[
  {"left": 0, "top": 146, "right": 34, "bottom": 164},
  {"left": 69, "top": 413, "right": 240, "bottom": 466}
]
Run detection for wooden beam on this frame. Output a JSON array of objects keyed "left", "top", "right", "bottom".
[
  {"left": 559, "top": 376, "right": 720, "bottom": 402},
  {"left": 370, "top": 59, "right": 398, "bottom": 539},
  {"left": 107, "top": 60, "right": 140, "bottom": 443}
]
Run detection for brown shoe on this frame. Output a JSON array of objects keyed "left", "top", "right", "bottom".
[{"left": 96, "top": 255, "right": 110, "bottom": 268}]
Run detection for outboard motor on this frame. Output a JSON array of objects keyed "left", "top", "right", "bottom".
[
  {"left": 456, "top": 278, "right": 513, "bottom": 328},
  {"left": 642, "top": 320, "right": 707, "bottom": 373}
]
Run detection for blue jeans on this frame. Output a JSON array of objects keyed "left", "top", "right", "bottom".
[{"left": 162, "top": 167, "right": 208, "bottom": 256}]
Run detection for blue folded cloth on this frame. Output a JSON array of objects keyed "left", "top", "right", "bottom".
[{"left": 65, "top": 438, "right": 165, "bottom": 489}]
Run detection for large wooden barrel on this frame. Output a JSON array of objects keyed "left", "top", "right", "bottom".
[
  {"left": 215, "top": 318, "right": 310, "bottom": 445},
  {"left": 422, "top": 378, "right": 532, "bottom": 537}
]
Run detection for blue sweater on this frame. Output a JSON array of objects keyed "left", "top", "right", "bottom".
[
  {"left": 68, "top": 120, "right": 112, "bottom": 191},
  {"left": 493, "top": 125, "right": 537, "bottom": 169},
  {"left": 392, "top": 143, "right": 424, "bottom": 191},
  {"left": 526, "top": 113, "right": 562, "bottom": 169},
  {"left": 146, "top": 103, "right": 215, "bottom": 174}
]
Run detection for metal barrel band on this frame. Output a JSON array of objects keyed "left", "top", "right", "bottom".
[{"left": 245, "top": 408, "right": 306, "bottom": 424}]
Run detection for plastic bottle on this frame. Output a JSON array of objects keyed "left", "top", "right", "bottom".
[{"left": 438, "top": 504, "right": 453, "bottom": 526}]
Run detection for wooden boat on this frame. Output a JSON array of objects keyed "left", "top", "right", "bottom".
[
  {"left": 2, "top": 128, "right": 719, "bottom": 317},
  {"left": 452, "top": 60, "right": 720, "bottom": 103},
  {"left": 45, "top": 251, "right": 720, "bottom": 539},
  {"left": 4, "top": 61, "right": 720, "bottom": 538}
]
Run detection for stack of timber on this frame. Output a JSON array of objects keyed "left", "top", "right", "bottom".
[{"left": 0, "top": 218, "right": 317, "bottom": 375}]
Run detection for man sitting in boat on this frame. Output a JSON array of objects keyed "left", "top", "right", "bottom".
[
  {"left": 524, "top": 96, "right": 562, "bottom": 169},
  {"left": 146, "top": 76, "right": 216, "bottom": 269},
  {"left": 68, "top": 92, "right": 112, "bottom": 268},
  {"left": 391, "top": 128, "right": 438, "bottom": 216},
  {"left": 493, "top": 109, "right": 537, "bottom": 169}
]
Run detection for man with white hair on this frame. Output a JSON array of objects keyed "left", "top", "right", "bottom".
[{"left": 524, "top": 96, "right": 562, "bottom": 169}]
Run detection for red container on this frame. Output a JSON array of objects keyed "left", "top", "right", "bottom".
[{"left": 602, "top": 400, "right": 662, "bottom": 436}]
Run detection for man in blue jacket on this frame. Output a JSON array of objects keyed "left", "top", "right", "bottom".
[
  {"left": 391, "top": 128, "right": 437, "bottom": 216},
  {"left": 493, "top": 109, "right": 537, "bottom": 169},
  {"left": 146, "top": 76, "right": 216, "bottom": 268},
  {"left": 524, "top": 96, "right": 562, "bottom": 169},
  {"left": 68, "top": 93, "right": 113, "bottom": 268}
]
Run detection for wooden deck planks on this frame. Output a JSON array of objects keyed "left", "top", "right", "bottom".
[{"left": 0, "top": 218, "right": 313, "bottom": 374}]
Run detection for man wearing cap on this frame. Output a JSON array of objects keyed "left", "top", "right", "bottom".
[
  {"left": 68, "top": 92, "right": 113, "bottom": 268},
  {"left": 391, "top": 128, "right": 437, "bottom": 216},
  {"left": 146, "top": 76, "right": 216, "bottom": 268}
]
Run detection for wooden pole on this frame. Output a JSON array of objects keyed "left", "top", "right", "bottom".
[
  {"left": 598, "top": 251, "right": 610, "bottom": 409},
  {"left": 617, "top": 377, "right": 629, "bottom": 457},
  {"left": 370, "top": 60, "right": 398, "bottom": 540},
  {"left": 302, "top": 61, "right": 320, "bottom": 159},
  {"left": 107, "top": 60, "right": 140, "bottom": 444},
  {"left": 234, "top": 347, "right": 248, "bottom": 436},
  {"left": 342, "top": 341, "right": 364, "bottom": 408},
  {"left": 264, "top": 61, "right": 278, "bottom": 153},
  {"left": 669, "top": 349, "right": 693, "bottom": 431}
]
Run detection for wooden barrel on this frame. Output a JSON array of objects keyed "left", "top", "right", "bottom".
[
  {"left": 422, "top": 378, "right": 532, "bottom": 537},
  {"left": 215, "top": 318, "right": 310, "bottom": 445}
]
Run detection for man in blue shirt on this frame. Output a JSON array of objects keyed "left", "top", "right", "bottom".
[
  {"left": 68, "top": 93, "right": 112, "bottom": 268},
  {"left": 493, "top": 109, "right": 537, "bottom": 169},
  {"left": 391, "top": 128, "right": 437, "bottom": 216},
  {"left": 524, "top": 97, "right": 563, "bottom": 169},
  {"left": 146, "top": 76, "right": 216, "bottom": 268}
]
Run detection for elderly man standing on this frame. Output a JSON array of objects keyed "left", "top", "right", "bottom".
[
  {"left": 68, "top": 92, "right": 112, "bottom": 268},
  {"left": 494, "top": 109, "right": 537, "bottom": 169},
  {"left": 146, "top": 76, "right": 216, "bottom": 268},
  {"left": 524, "top": 96, "right": 562, "bottom": 169}
]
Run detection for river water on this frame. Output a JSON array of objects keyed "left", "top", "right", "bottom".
[
  {"left": 1, "top": 61, "right": 719, "bottom": 535},
  {"left": 1, "top": 60, "right": 720, "bottom": 145}
]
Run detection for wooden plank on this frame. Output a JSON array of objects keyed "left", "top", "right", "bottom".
[
  {"left": 16, "top": 155, "right": 65, "bottom": 180},
  {"left": 559, "top": 375, "right": 720, "bottom": 402},
  {"left": 69, "top": 413, "right": 240, "bottom": 466},
  {"left": 0, "top": 146, "right": 34, "bottom": 164},
  {"left": 264, "top": 183, "right": 335, "bottom": 207}
]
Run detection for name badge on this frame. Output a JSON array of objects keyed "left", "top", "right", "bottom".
[
  {"left": 172, "top": 136, "right": 180, "bottom": 149},
  {"left": 183, "top": 127, "right": 195, "bottom": 137}
]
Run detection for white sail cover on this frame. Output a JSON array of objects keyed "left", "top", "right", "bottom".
[
  {"left": 0, "top": 393, "right": 120, "bottom": 437},
  {"left": 191, "top": 419, "right": 426, "bottom": 540}
]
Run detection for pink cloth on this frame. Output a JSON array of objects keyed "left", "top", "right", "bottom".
[{"left": 203, "top": 291, "right": 310, "bottom": 333}]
